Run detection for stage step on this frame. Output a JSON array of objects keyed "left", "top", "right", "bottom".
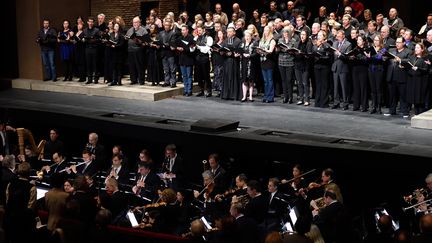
[
  {"left": 411, "top": 109, "right": 432, "bottom": 130},
  {"left": 12, "top": 78, "right": 198, "bottom": 101}
]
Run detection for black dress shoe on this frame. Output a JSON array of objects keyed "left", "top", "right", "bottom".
[
  {"left": 68, "top": 77, "right": 73, "bottom": 81},
  {"left": 241, "top": 98, "right": 246, "bottom": 102},
  {"left": 85, "top": 80, "right": 92, "bottom": 84},
  {"left": 352, "top": 107, "right": 360, "bottom": 111},
  {"left": 161, "top": 83, "right": 169, "bottom": 87},
  {"left": 205, "top": 93, "right": 212, "bottom": 97},
  {"left": 248, "top": 98, "right": 254, "bottom": 102},
  {"left": 331, "top": 104, "right": 340, "bottom": 109},
  {"left": 130, "top": 81, "right": 137, "bottom": 85},
  {"left": 343, "top": 105, "right": 349, "bottom": 110},
  {"left": 370, "top": 109, "right": 376, "bottom": 114},
  {"left": 170, "top": 84, "right": 177, "bottom": 88},
  {"left": 63, "top": 77, "right": 68, "bottom": 81},
  {"left": 108, "top": 82, "right": 117, "bottom": 86},
  {"left": 196, "top": 92, "right": 204, "bottom": 97},
  {"left": 52, "top": 78, "right": 58, "bottom": 82},
  {"left": 78, "top": 78, "right": 85, "bottom": 82},
  {"left": 262, "top": 99, "right": 267, "bottom": 103},
  {"left": 43, "top": 78, "right": 50, "bottom": 81},
  {"left": 288, "top": 98, "right": 293, "bottom": 104},
  {"left": 282, "top": 98, "right": 288, "bottom": 103},
  {"left": 186, "top": 93, "right": 192, "bottom": 97},
  {"left": 361, "top": 109, "right": 368, "bottom": 112}
]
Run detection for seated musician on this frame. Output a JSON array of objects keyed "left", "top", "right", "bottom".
[
  {"left": 243, "top": 180, "right": 267, "bottom": 225},
  {"left": 230, "top": 202, "right": 260, "bottom": 243},
  {"left": 216, "top": 173, "right": 248, "bottom": 204},
  {"left": 43, "top": 128, "right": 65, "bottom": 160},
  {"left": 68, "top": 149, "right": 97, "bottom": 176},
  {"left": 132, "top": 162, "right": 162, "bottom": 202},
  {"left": 99, "top": 177, "right": 128, "bottom": 225},
  {"left": 105, "top": 154, "right": 130, "bottom": 187},
  {"left": 194, "top": 170, "right": 224, "bottom": 205},
  {"left": 265, "top": 177, "right": 288, "bottom": 231},
  {"left": 41, "top": 151, "right": 68, "bottom": 177},
  {"left": 307, "top": 168, "right": 343, "bottom": 206},
  {"left": 158, "top": 144, "right": 184, "bottom": 190},
  {"left": 312, "top": 190, "right": 350, "bottom": 243},
  {"left": 281, "top": 164, "right": 308, "bottom": 196},
  {"left": 208, "top": 153, "right": 229, "bottom": 190}
]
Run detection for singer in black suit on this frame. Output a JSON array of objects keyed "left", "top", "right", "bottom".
[
  {"left": 331, "top": 30, "right": 352, "bottom": 110},
  {"left": 385, "top": 37, "right": 411, "bottom": 117}
]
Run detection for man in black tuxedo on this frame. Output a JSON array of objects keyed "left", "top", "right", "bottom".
[
  {"left": 85, "top": 132, "right": 107, "bottom": 171},
  {"left": 100, "top": 177, "right": 129, "bottom": 224},
  {"left": 0, "top": 155, "right": 17, "bottom": 205},
  {"left": 243, "top": 180, "right": 267, "bottom": 225},
  {"left": 0, "top": 120, "right": 16, "bottom": 156},
  {"left": 69, "top": 150, "right": 97, "bottom": 177},
  {"left": 41, "top": 151, "right": 68, "bottom": 178},
  {"left": 265, "top": 177, "right": 287, "bottom": 231},
  {"left": 105, "top": 154, "right": 130, "bottom": 188},
  {"left": 132, "top": 162, "right": 162, "bottom": 202},
  {"left": 230, "top": 202, "right": 259, "bottom": 243},
  {"left": 208, "top": 153, "right": 229, "bottom": 191},
  {"left": 312, "top": 190, "right": 350, "bottom": 243},
  {"left": 159, "top": 144, "right": 185, "bottom": 190}
]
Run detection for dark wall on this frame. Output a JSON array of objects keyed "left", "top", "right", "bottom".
[{"left": 1, "top": 0, "right": 18, "bottom": 79}]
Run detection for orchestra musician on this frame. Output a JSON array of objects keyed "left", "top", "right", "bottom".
[
  {"left": 68, "top": 149, "right": 97, "bottom": 176},
  {"left": 265, "top": 177, "right": 287, "bottom": 231},
  {"left": 159, "top": 144, "right": 185, "bottom": 190},
  {"left": 207, "top": 153, "right": 228, "bottom": 190},
  {"left": 132, "top": 162, "right": 162, "bottom": 202},
  {"left": 0, "top": 155, "right": 17, "bottom": 206},
  {"left": 40, "top": 151, "right": 68, "bottom": 177},
  {"left": 193, "top": 170, "right": 223, "bottom": 206},
  {"left": 307, "top": 168, "right": 343, "bottom": 205},
  {"left": 243, "top": 180, "right": 267, "bottom": 225},
  {"left": 105, "top": 154, "right": 130, "bottom": 187},
  {"left": 281, "top": 164, "right": 308, "bottom": 194},
  {"left": 85, "top": 132, "right": 106, "bottom": 171}
]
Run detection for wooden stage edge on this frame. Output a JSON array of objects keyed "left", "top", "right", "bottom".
[{"left": 11, "top": 77, "right": 198, "bottom": 101}]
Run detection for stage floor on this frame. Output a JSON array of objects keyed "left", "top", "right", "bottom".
[{"left": 1, "top": 88, "right": 432, "bottom": 158}]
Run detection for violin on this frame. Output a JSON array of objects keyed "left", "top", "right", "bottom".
[{"left": 144, "top": 202, "right": 167, "bottom": 209}]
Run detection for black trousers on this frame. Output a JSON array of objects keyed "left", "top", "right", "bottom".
[
  {"left": 369, "top": 69, "right": 384, "bottom": 109},
  {"left": 333, "top": 71, "right": 349, "bottom": 106},
  {"left": 279, "top": 66, "right": 294, "bottom": 100},
  {"left": 388, "top": 81, "right": 408, "bottom": 115},
  {"left": 62, "top": 59, "right": 73, "bottom": 79},
  {"left": 295, "top": 68, "right": 310, "bottom": 102},
  {"left": 195, "top": 55, "right": 211, "bottom": 93},
  {"left": 128, "top": 49, "right": 144, "bottom": 84},
  {"left": 314, "top": 66, "right": 330, "bottom": 108},
  {"left": 85, "top": 48, "right": 98, "bottom": 80},
  {"left": 352, "top": 65, "right": 369, "bottom": 110}
]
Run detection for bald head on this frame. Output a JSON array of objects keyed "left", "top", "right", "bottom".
[
  {"left": 233, "top": 3, "right": 240, "bottom": 12},
  {"left": 190, "top": 219, "right": 205, "bottom": 236}
]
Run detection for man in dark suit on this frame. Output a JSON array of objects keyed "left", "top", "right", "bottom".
[
  {"left": 230, "top": 202, "right": 259, "bottom": 243},
  {"left": 208, "top": 153, "right": 229, "bottom": 191},
  {"left": 312, "top": 190, "right": 350, "bottom": 243},
  {"left": 384, "top": 37, "right": 411, "bottom": 118},
  {"left": 380, "top": 26, "right": 395, "bottom": 50},
  {"left": 41, "top": 151, "right": 68, "bottom": 178},
  {"left": 159, "top": 144, "right": 185, "bottom": 190},
  {"left": 100, "top": 177, "right": 129, "bottom": 224},
  {"left": 0, "top": 120, "right": 16, "bottom": 156},
  {"left": 85, "top": 132, "right": 107, "bottom": 171},
  {"left": 105, "top": 154, "right": 130, "bottom": 188},
  {"left": 243, "top": 180, "right": 267, "bottom": 225},
  {"left": 69, "top": 150, "right": 97, "bottom": 177},
  {"left": 331, "top": 30, "right": 352, "bottom": 110},
  {"left": 265, "top": 177, "right": 287, "bottom": 231},
  {"left": 0, "top": 155, "right": 17, "bottom": 205},
  {"left": 43, "top": 129, "right": 65, "bottom": 160},
  {"left": 132, "top": 162, "right": 162, "bottom": 202}
]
